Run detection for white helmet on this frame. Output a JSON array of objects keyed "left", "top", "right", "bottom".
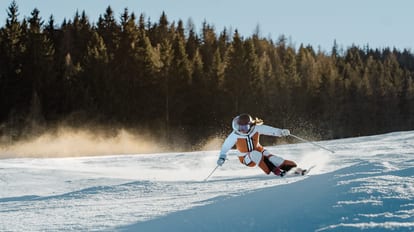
[{"left": 232, "top": 114, "right": 254, "bottom": 134}]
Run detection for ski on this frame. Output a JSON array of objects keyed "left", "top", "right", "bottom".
[{"left": 281, "top": 165, "right": 316, "bottom": 177}]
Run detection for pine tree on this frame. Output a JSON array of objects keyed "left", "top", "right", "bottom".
[
  {"left": 97, "top": 6, "right": 120, "bottom": 61},
  {"left": 274, "top": 40, "right": 296, "bottom": 126},
  {"left": 22, "top": 8, "right": 55, "bottom": 124},
  {"left": 200, "top": 22, "right": 217, "bottom": 74},
  {"left": 223, "top": 30, "right": 245, "bottom": 114},
  {"left": 259, "top": 49, "right": 274, "bottom": 116},
  {"left": 83, "top": 31, "right": 109, "bottom": 116},
  {"left": 185, "top": 18, "right": 199, "bottom": 60},
  {"left": 267, "top": 45, "right": 286, "bottom": 124},
  {"left": 382, "top": 52, "right": 403, "bottom": 130},
  {"left": 150, "top": 11, "right": 170, "bottom": 46},
  {"left": 169, "top": 27, "right": 191, "bottom": 126},
  {"left": 135, "top": 17, "right": 161, "bottom": 120},
  {"left": 0, "top": 1, "right": 26, "bottom": 122},
  {"left": 187, "top": 48, "right": 207, "bottom": 130},
  {"left": 242, "top": 38, "right": 262, "bottom": 113},
  {"left": 296, "top": 45, "right": 318, "bottom": 120},
  {"left": 159, "top": 38, "right": 173, "bottom": 141},
  {"left": 399, "top": 71, "right": 414, "bottom": 128}
]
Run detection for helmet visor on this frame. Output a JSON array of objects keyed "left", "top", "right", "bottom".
[
  {"left": 238, "top": 123, "right": 251, "bottom": 133},
  {"left": 232, "top": 114, "right": 253, "bottom": 134}
]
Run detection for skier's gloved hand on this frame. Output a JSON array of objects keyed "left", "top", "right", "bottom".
[
  {"left": 217, "top": 154, "right": 226, "bottom": 166},
  {"left": 281, "top": 129, "right": 290, "bottom": 136},
  {"left": 217, "top": 158, "right": 225, "bottom": 166}
]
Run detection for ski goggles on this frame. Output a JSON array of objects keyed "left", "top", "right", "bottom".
[{"left": 238, "top": 123, "right": 251, "bottom": 133}]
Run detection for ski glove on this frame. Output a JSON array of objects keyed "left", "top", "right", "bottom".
[
  {"left": 217, "top": 158, "right": 225, "bottom": 166},
  {"left": 281, "top": 129, "right": 290, "bottom": 136}
]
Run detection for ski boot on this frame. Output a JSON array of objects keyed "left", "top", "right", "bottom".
[{"left": 294, "top": 168, "right": 307, "bottom": 176}]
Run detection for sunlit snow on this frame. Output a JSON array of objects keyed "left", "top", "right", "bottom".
[{"left": 1, "top": 131, "right": 414, "bottom": 231}]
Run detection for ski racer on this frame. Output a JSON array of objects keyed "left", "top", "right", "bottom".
[{"left": 217, "top": 113, "right": 304, "bottom": 176}]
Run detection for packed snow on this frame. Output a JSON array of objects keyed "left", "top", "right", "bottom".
[{"left": 1, "top": 131, "right": 414, "bottom": 231}]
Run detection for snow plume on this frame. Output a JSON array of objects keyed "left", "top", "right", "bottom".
[
  {"left": 0, "top": 126, "right": 168, "bottom": 158},
  {"left": 296, "top": 150, "right": 332, "bottom": 174},
  {"left": 193, "top": 135, "right": 225, "bottom": 151}
]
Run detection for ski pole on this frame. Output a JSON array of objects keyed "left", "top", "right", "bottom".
[
  {"left": 204, "top": 165, "right": 220, "bottom": 181},
  {"left": 289, "top": 134, "right": 335, "bottom": 153}
]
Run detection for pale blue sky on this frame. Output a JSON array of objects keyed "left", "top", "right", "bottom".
[{"left": 1, "top": 0, "right": 413, "bottom": 51}]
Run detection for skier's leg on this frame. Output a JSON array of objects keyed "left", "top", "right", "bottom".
[
  {"left": 263, "top": 150, "right": 302, "bottom": 176},
  {"left": 279, "top": 160, "right": 307, "bottom": 175},
  {"left": 240, "top": 150, "right": 274, "bottom": 174},
  {"left": 278, "top": 160, "right": 298, "bottom": 172},
  {"left": 239, "top": 150, "right": 264, "bottom": 167},
  {"left": 260, "top": 156, "right": 274, "bottom": 174},
  {"left": 262, "top": 150, "right": 286, "bottom": 176}
]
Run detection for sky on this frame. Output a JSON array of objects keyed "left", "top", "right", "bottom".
[{"left": 0, "top": 0, "right": 413, "bottom": 52}]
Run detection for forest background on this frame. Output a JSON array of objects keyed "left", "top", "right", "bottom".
[{"left": 1, "top": 2, "right": 413, "bottom": 151}]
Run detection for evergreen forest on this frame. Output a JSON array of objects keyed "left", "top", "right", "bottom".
[{"left": 1, "top": 2, "right": 414, "bottom": 149}]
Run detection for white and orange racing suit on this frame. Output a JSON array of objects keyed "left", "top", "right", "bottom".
[{"left": 219, "top": 124, "right": 286, "bottom": 174}]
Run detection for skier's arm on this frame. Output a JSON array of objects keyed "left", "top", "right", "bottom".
[
  {"left": 217, "top": 133, "right": 237, "bottom": 165},
  {"left": 256, "top": 125, "right": 290, "bottom": 137}
]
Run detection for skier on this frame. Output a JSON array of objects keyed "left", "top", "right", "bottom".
[{"left": 217, "top": 113, "right": 305, "bottom": 176}]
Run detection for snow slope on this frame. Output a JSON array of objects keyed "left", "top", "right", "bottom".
[{"left": 1, "top": 131, "right": 414, "bottom": 231}]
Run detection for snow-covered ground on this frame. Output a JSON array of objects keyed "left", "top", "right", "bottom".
[{"left": 1, "top": 131, "right": 414, "bottom": 231}]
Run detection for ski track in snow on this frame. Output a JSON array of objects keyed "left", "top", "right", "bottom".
[{"left": 0, "top": 131, "right": 414, "bottom": 231}]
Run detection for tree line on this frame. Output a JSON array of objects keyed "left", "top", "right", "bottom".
[{"left": 1, "top": 1, "right": 413, "bottom": 148}]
